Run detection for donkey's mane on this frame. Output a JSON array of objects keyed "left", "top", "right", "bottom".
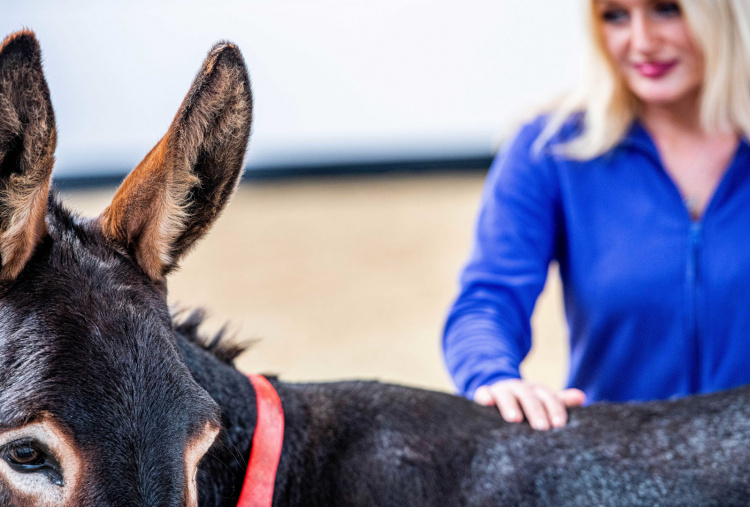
[{"left": 172, "top": 308, "right": 250, "bottom": 364}]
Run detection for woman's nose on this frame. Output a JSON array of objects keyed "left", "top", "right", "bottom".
[{"left": 630, "top": 13, "right": 659, "bottom": 53}]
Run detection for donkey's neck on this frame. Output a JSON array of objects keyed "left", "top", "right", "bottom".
[
  {"left": 174, "top": 331, "right": 258, "bottom": 505},
  {"left": 174, "top": 328, "right": 389, "bottom": 506}
]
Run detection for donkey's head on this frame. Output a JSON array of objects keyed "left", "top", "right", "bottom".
[{"left": 0, "top": 30, "right": 252, "bottom": 506}]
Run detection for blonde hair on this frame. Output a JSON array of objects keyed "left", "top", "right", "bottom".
[{"left": 534, "top": 0, "right": 750, "bottom": 159}]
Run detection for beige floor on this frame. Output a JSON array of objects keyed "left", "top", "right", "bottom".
[{"left": 61, "top": 172, "right": 568, "bottom": 394}]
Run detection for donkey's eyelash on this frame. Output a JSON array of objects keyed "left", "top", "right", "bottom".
[{"left": 1, "top": 439, "right": 63, "bottom": 486}]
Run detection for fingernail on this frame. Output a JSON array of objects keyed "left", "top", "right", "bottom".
[
  {"left": 533, "top": 420, "right": 549, "bottom": 431},
  {"left": 552, "top": 416, "right": 564, "bottom": 427},
  {"left": 507, "top": 410, "right": 519, "bottom": 421}
]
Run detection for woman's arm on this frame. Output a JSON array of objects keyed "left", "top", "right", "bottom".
[{"left": 442, "top": 117, "right": 583, "bottom": 429}]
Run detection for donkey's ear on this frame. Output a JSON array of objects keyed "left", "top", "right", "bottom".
[
  {"left": 0, "top": 30, "right": 56, "bottom": 280},
  {"left": 100, "top": 42, "right": 252, "bottom": 280}
]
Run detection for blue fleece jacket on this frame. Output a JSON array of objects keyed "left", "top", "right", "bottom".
[{"left": 443, "top": 116, "right": 750, "bottom": 403}]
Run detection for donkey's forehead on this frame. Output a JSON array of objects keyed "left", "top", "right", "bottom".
[
  {"left": 13, "top": 203, "right": 169, "bottom": 309},
  {"left": 0, "top": 206, "right": 169, "bottom": 335},
  {"left": 0, "top": 204, "right": 220, "bottom": 429},
  {"left": 44, "top": 205, "right": 146, "bottom": 283}
]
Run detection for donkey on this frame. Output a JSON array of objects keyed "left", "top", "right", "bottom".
[{"left": 1, "top": 28, "right": 750, "bottom": 506}]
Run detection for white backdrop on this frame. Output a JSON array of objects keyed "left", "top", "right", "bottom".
[{"left": 2, "top": 0, "right": 584, "bottom": 177}]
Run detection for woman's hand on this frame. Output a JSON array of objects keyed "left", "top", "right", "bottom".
[{"left": 473, "top": 379, "right": 586, "bottom": 431}]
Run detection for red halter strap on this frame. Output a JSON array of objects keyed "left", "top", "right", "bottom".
[{"left": 237, "top": 374, "right": 285, "bottom": 507}]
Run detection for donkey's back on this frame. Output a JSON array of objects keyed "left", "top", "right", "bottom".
[
  {"left": 175, "top": 305, "right": 750, "bottom": 506},
  {"left": 220, "top": 378, "right": 750, "bottom": 506}
]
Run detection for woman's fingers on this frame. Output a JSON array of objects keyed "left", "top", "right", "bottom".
[
  {"left": 473, "top": 386, "right": 494, "bottom": 406},
  {"left": 474, "top": 380, "right": 582, "bottom": 430},
  {"left": 511, "top": 382, "right": 550, "bottom": 430},
  {"left": 533, "top": 385, "right": 567, "bottom": 428},
  {"left": 558, "top": 388, "right": 586, "bottom": 407},
  {"left": 474, "top": 384, "right": 523, "bottom": 422},
  {"left": 493, "top": 384, "right": 523, "bottom": 423}
]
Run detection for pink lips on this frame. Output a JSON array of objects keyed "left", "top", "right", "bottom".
[{"left": 634, "top": 60, "right": 678, "bottom": 78}]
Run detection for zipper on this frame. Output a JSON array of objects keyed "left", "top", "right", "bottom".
[{"left": 686, "top": 220, "right": 702, "bottom": 393}]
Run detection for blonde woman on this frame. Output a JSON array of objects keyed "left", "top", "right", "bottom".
[{"left": 443, "top": 0, "right": 750, "bottom": 431}]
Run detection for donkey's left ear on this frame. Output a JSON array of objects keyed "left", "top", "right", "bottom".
[
  {"left": 0, "top": 30, "right": 56, "bottom": 280},
  {"left": 101, "top": 41, "right": 252, "bottom": 280}
]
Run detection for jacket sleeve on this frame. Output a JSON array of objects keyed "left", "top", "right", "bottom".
[{"left": 443, "top": 118, "right": 562, "bottom": 398}]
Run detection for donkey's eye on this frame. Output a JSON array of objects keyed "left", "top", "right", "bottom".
[
  {"left": 2, "top": 440, "right": 63, "bottom": 486},
  {"left": 8, "top": 445, "right": 43, "bottom": 465}
]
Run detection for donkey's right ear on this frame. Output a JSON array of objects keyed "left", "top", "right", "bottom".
[
  {"left": 0, "top": 30, "right": 56, "bottom": 280},
  {"left": 101, "top": 42, "right": 252, "bottom": 281}
]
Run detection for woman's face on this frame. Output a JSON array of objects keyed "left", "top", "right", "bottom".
[{"left": 596, "top": 0, "right": 704, "bottom": 109}]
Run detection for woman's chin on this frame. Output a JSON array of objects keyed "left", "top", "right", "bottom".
[{"left": 630, "top": 86, "right": 701, "bottom": 110}]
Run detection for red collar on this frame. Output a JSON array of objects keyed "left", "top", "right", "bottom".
[{"left": 237, "top": 374, "right": 285, "bottom": 507}]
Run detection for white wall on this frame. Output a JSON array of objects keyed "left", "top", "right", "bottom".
[{"left": 2, "top": 0, "right": 584, "bottom": 177}]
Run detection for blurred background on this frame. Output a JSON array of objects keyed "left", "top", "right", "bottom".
[{"left": 3, "top": 0, "right": 582, "bottom": 393}]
